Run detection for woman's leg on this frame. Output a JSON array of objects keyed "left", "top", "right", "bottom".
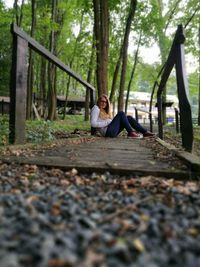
[
  {"left": 106, "top": 111, "right": 133, "bottom": 137},
  {"left": 127, "top": 116, "right": 147, "bottom": 134}
]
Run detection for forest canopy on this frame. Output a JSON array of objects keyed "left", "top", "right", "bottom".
[{"left": 0, "top": 0, "right": 199, "bottom": 119}]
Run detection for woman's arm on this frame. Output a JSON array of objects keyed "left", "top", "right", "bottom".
[{"left": 91, "top": 105, "right": 112, "bottom": 128}]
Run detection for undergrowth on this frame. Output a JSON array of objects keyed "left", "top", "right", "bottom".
[{"left": 0, "top": 115, "right": 90, "bottom": 146}]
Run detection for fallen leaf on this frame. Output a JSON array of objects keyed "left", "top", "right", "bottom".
[
  {"left": 47, "top": 259, "right": 75, "bottom": 267},
  {"left": 132, "top": 238, "right": 145, "bottom": 252},
  {"left": 26, "top": 195, "right": 39, "bottom": 204},
  {"left": 187, "top": 228, "right": 200, "bottom": 236},
  {"left": 51, "top": 203, "right": 61, "bottom": 216}
]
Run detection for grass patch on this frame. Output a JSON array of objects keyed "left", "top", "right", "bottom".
[
  {"left": 0, "top": 115, "right": 90, "bottom": 146},
  {"left": 0, "top": 115, "right": 9, "bottom": 146}
]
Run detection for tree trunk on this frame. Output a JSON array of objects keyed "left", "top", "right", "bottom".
[
  {"left": 198, "top": 24, "right": 200, "bottom": 125},
  {"left": 37, "top": 11, "right": 48, "bottom": 118},
  {"left": 39, "top": 57, "right": 47, "bottom": 117},
  {"left": 93, "top": 0, "right": 109, "bottom": 96},
  {"left": 157, "top": 0, "right": 168, "bottom": 124},
  {"left": 47, "top": 0, "right": 64, "bottom": 120},
  {"left": 26, "top": 0, "right": 37, "bottom": 119},
  {"left": 85, "top": 28, "right": 95, "bottom": 121},
  {"left": 62, "top": 11, "right": 84, "bottom": 120},
  {"left": 13, "top": 0, "right": 19, "bottom": 25},
  {"left": 109, "top": 46, "right": 122, "bottom": 103},
  {"left": 13, "top": 0, "right": 24, "bottom": 27},
  {"left": 19, "top": 0, "right": 25, "bottom": 27},
  {"left": 125, "top": 32, "right": 141, "bottom": 114},
  {"left": 118, "top": 0, "right": 137, "bottom": 111}
]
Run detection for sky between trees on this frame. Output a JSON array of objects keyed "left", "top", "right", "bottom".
[{"left": 3, "top": 0, "right": 198, "bottom": 72}]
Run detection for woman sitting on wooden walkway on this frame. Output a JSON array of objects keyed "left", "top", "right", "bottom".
[{"left": 91, "top": 94, "right": 155, "bottom": 139}]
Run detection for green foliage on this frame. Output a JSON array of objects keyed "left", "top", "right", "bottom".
[
  {"left": 0, "top": 115, "right": 90, "bottom": 146},
  {"left": 0, "top": 4, "right": 13, "bottom": 96},
  {"left": 26, "top": 120, "right": 55, "bottom": 143},
  {"left": 26, "top": 116, "right": 90, "bottom": 143},
  {"left": 0, "top": 0, "right": 199, "bottom": 118},
  {"left": 0, "top": 115, "right": 9, "bottom": 145}
]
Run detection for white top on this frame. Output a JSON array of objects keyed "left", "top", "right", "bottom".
[{"left": 90, "top": 105, "right": 112, "bottom": 136}]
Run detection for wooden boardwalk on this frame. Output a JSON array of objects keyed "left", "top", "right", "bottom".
[{"left": 1, "top": 137, "right": 192, "bottom": 179}]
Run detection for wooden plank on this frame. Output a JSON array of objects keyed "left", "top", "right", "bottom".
[
  {"left": 0, "top": 155, "right": 191, "bottom": 179},
  {"left": 48, "top": 147, "right": 153, "bottom": 155},
  {"left": 157, "top": 138, "right": 200, "bottom": 172},
  {"left": 175, "top": 151, "right": 200, "bottom": 172},
  {"left": 9, "top": 35, "right": 28, "bottom": 144},
  {"left": 2, "top": 137, "right": 196, "bottom": 179}
]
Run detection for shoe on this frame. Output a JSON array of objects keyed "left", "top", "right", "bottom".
[
  {"left": 143, "top": 131, "right": 156, "bottom": 138},
  {"left": 127, "top": 131, "right": 143, "bottom": 139}
]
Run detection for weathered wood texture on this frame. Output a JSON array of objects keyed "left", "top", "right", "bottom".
[
  {"left": 157, "top": 138, "right": 200, "bottom": 172},
  {"left": 175, "top": 42, "right": 193, "bottom": 151},
  {"left": 157, "top": 24, "right": 193, "bottom": 152},
  {"left": 1, "top": 138, "right": 194, "bottom": 179},
  {"left": 9, "top": 35, "right": 28, "bottom": 144}
]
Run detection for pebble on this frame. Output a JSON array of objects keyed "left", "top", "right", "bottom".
[{"left": 0, "top": 165, "right": 199, "bottom": 267}]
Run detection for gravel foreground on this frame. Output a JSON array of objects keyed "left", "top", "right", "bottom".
[{"left": 0, "top": 162, "right": 200, "bottom": 267}]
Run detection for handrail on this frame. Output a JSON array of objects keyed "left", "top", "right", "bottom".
[
  {"left": 157, "top": 24, "right": 193, "bottom": 152},
  {"left": 9, "top": 23, "right": 95, "bottom": 144},
  {"left": 134, "top": 107, "right": 153, "bottom": 129},
  {"left": 11, "top": 23, "right": 95, "bottom": 92},
  {"left": 135, "top": 106, "right": 181, "bottom": 135}
]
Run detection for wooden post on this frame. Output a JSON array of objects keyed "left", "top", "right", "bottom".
[
  {"left": 174, "top": 107, "right": 180, "bottom": 133},
  {"left": 9, "top": 34, "right": 28, "bottom": 144},
  {"left": 149, "top": 112, "right": 153, "bottom": 132},
  {"left": 89, "top": 88, "right": 95, "bottom": 108},
  {"left": 157, "top": 96, "right": 163, "bottom": 139},
  {"left": 1, "top": 100, "right": 4, "bottom": 115},
  {"left": 175, "top": 27, "right": 193, "bottom": 151},
  {"left": 134, "top": 107, "right": 138, "bottom": 122},
  {"left": 90, "top": 88, "right": 96, "bottom": 135}
]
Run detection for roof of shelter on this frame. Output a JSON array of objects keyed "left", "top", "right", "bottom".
[
  {"left": 57, "top": 96, "right": 85, "bottom": 102},
  {"left": 125, "top": 92, "right": 178, "bottom": 104},
  {"left": 0, "top": 96, "right": 10, "bottom": 103}
]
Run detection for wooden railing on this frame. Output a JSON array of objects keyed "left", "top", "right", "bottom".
[
  {"left": 156, "top": 24, "right": 193, "bottom": 152},
  {"left": 9, "top": 23, "right": 95, "bottom": 144},
  {"left": 134, "top": 106, "right": 181, "bottom": 135}
]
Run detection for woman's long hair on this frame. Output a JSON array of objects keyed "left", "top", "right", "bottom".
[{"left": 97, "top": 94, "right": 112, "bottom": 118}]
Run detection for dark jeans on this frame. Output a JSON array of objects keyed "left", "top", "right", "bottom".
[{"left": 105, "top": 111, "right": 147, "bottom": 138}]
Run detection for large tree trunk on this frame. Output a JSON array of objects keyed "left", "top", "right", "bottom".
[
  {"left": 118, "top": 0, "right": 137, "bottom": 111},
  {"left": 93, "top": 0, "right": 109, "bottom": 96},
  {"left": 125, "top": 32, "right": 141, "bottom": 114},
  {"left": 26, "top": 0, "right": 37, "bottom": 119}
]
